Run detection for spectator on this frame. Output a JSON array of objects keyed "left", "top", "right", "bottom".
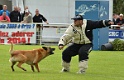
[
  {"left": 18, "top": 7, "right": 24, "bottom": 21},
  {"left": 0, "top": 12, "right": 10, "bottom": 22},
  {"left": 116, "top": 13, "right": 124, "bottom": 26},
  {"left": 112, "top": 13, "right": 118, "bottom": 25},
  {"left": 33, "top": 9, "right": 49, "bottom": 24},
  {"left": 33, "top": 9, "right": 49, "bottom": 44},
  {"left": 10, "top": 6, "right": 21, "bottom": 22},
  {"left": 18, "top": 7, "right": 21, "bottom": 12},
  {"left": 0, "top": 5, "right": 10, "bottom": 16},
  {"left": 21, "top": 6, "right": 31, "bottom": 21},
  {"left": 21, "top": 9, "right": 33, "bottom": 23}
]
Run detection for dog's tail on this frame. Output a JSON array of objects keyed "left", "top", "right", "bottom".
[{"left": 9, "top": 42, "right": 13, "bottom": 53}]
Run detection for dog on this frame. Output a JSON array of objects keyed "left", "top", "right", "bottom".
[{"left": 9, "top": 42, "right": 55, "bottom": 72}]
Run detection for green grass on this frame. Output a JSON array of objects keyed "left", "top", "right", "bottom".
[{"left": 0, "top": 44, "right": 124, "bottom": 80}]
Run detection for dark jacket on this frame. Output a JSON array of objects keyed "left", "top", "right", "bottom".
[
  {"left": 33, "top": 14, "right": 47, "bottom": 23},
  {"left": 116, "top": 18, "right": 124, "bottom": 25},
  {"left": 10, "top": 11, "right": 21, "bottom": 22}
]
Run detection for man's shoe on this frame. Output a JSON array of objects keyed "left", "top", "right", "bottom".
[
  {"left": 77, "top": 70, "right": 85, "bottom": 74},
  {"left": 61, "top": 68, "right": 69, "bottom": 72}
]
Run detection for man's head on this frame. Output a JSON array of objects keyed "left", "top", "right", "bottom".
[
  {"left": 2, "top": 12, "right": 7, "bottom": 17},
  {"left": 119, "top": 13, "right": 123, "bottom": 20},
  {"left": 3, "top": 5, "right": 7, "bottom": 10},
  {"left": 113, "top": 13, "right": 118, "bottom": 19},
  {"left": 71, "top": 15, "right": 83, "bottom": 26},
  {"left": 14, "top": 6, "right": 18, "bottom": 11},
  {"left": 18, "top": 7, "right": 21, "bottom": 12},
  {"left": 35, "top": 9, "right": 39, "bottom": 15}
]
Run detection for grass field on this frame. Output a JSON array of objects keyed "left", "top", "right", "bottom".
[{"left": 0, "top": 44, "right": 124, "bottom": 80}]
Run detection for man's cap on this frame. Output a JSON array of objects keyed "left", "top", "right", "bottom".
[
  {"left": 120, "top": 13, "right": 123, "bottom": 16},
  {"left": 71, "top": 15, "right": 83, "bottom": 20}
]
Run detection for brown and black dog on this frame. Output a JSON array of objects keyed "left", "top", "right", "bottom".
[{"left": 9, "top": 42, "right": 55, "bottom": 72}]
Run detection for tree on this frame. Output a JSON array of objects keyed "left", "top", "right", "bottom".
[{"left": 113, "top": 0, "right": 124, "bottom": 14}]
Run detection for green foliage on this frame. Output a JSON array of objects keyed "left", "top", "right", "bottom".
[
  {"left": 113, "top": 0, "right": 124, "bottom": 14},
  {"left": 0, "top": 45, "right": 124, "bottom": 80},
  {"left": 111, "top": 38, "right": 124, "bottom": 51}
]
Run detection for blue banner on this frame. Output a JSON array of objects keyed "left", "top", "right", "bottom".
[
  {"left": 75, "top": 1, "right": 109, "bottom": 20},
  {"left": 109, "top": 30, "right": 124, "bottom": 39}
]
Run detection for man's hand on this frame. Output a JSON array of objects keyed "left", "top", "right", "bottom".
[
  {"left": 58, "top": 46, "right": 64, "bottom": 50},
  {"left": 45, "top": 21, "right": 49, "bottom": 24},
  {"left": 108, "top": 21, "right": 114, "bottom": 25}
]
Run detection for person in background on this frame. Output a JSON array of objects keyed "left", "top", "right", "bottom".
[
  {"left": 18, "top": 7, "right": 24, "bottom": 21},
  {"left": 18, "top": 7, "right": 21, "bottom": 13},
  {"left": 33, "top": 9, "right": 49, "bottom": 44},
  {"left": 116, "top": 13, "right": 124, "bottom": 26},
  {"left": 33, "top": 9, "right": 49, "bottom": 24},
  {"left": 0, "top": 5, "right": 10, "bottom": 16},
  {"left": 0, "top": 12, "right": 10, "bottom": 22},
  {"left": 10, "top": 6, "right": 21, "bottom": 22},
  {"left": 22, "top": 6, "right": 31, "bottom": 21},
  {"left": 58, "top": 15, "right": 114, "bottom": 74},
  {"left": 21, "top": 9, "right": 33, "bottom": 23},
  {"left": 112, "top": 13, "right": 118, "bottom": 25}
]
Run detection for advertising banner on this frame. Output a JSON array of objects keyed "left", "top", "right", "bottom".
[
  {"left": 0, "top": 23, "right": 36, "bottom": 44},
  {"left": 109, "top": 30, "right": 124, "bottom": 39}
]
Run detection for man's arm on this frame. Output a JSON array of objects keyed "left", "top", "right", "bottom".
[
  {"left": 0, "top": 20, "right": 8, "bottom": 22},
  {"left": 87, "top": 20, "right": 114, "bottom": 29},
  {"left": 41, "top": 15, "right": 49, "bottom": 24},
  {"left": 0, "top": 16, "right": 10, "bottom": 22},
  {"left": 58, "top": 25, "right": 74, "bottom": 50}
]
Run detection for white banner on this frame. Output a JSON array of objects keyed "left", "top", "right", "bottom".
[{"left": 0, "top": 23, "right": 36, "bottom": 44}]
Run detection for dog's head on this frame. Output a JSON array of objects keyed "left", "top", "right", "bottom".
[{"left": 42, "top": 47, "right": 55, "bottom": 55}]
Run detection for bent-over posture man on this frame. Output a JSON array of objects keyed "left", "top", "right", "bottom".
[{"left": 58, "top": 15, "right": 114, "bottom": 74}]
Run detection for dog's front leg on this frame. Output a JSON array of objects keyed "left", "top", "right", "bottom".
[{"left": 34, "top": 63, "right": 40, "bottom": 72}]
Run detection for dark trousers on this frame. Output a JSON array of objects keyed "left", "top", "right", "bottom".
[{"left": 62, "top": 43, "right": 92, "bottom": 63}]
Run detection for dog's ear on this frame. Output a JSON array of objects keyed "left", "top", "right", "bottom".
[{"left": 42, "top": 47, "right": 47, "bottom": 51}]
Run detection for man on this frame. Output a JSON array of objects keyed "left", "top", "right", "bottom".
[
  {"left": 21, "top": 9, "right": 33, "bottom": 23},
  {"left": 18, "top": 7, "right": 24, "bottom": 21},
  {"left": 0, "top": 5, "right": 10, "bottom": 16},
  {"left": 58, "top": 15, "right": 114, "bottom": 74},
  {"left": 21, "top": 6, "right": 31, "bottom": 21},
  {"left": 0, "top": 12, "right": 10, "bottom": 22},
  {"left": 116, "top": 13, "right": 124, "bottom": 26},
  {"left": 10, "top": 6, "right": 21, "bottom": 22},
  {"left": 112, "top": 13, "right": 118, "bottom": 25},
  {"left": 33, "top": 9, "right": 49, "bottom": 24},
  {"left": 33, "top": 9, "right": 48, "bottom": 44}
]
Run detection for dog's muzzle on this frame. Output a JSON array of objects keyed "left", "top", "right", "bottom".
[{"left": 50, "top": 48, "right": 55, "bottom": 55}]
